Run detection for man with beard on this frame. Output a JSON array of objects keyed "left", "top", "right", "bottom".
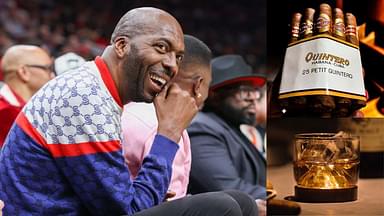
[
  {"left": 0, "top": 8, "right": 257, "bottom": 216},
  {"left": 188, "top": 54, "right": 267, "bottom": 215}
]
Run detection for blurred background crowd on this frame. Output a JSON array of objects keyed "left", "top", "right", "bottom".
[{"left": 0, "top": 0, "right": 267, "bottom": 80}]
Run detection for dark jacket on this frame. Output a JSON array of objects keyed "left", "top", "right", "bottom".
[{"left": 187, "top": 111, "right": 266, "bottom": 199}]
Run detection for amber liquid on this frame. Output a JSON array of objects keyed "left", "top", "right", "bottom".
[{"left": 294, "top": 160, "right": 359, "bottom": 189}]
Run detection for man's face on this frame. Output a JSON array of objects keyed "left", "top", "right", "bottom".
[
  {"left": 172, "top": 64, "right": 212, "bottom": 108},
  {"left": 24, "top": 50, "right": 55, "bottom": 93},
  {"left": 216, "top": 82, "right": 259, "bottom": 126},
  {"left": 120, "top": 16, "right": 184, "bottom": 103}
]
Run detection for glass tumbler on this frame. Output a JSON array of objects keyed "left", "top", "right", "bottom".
[{"left": 293, "top": 132, "right": 359, "bottom": 202}]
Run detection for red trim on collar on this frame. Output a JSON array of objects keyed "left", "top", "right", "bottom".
[
  {"left": 9, "top": 86, "right": 26, "bottom": 107},
  {"left": 94, "top": 56, "right": 123, "bottom": 108},
  {"left": 0, "top": 84, "right": 26, "bottom": 107}
]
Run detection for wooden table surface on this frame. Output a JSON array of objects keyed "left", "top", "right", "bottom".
[{"left": 268, "top": 163, "right": 384, "bottom": 215}]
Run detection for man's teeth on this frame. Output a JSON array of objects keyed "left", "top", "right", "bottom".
[{"left": 150, "top": 74, "right": 166, "bottom": 86}]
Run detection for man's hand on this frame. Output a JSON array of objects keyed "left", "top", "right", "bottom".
[
  {"left": 154, "top": 83, "right": 199, "bottom": 143},
  {"left": 163, "top": 190, "right": 176, "bottom": 201},
  {"left": 256, "top": 199, "right": 266, "bottom": 216}
]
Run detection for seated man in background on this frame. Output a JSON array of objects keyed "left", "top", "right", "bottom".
[
  {"left": 0, "top": 45, "right": 55, "bottom": 147},
  {"left": 121, "top": 34, "right": 212, "bottom": 200},
  {"left": 188, "top": 54, "right": 267, "bottom": 215}
]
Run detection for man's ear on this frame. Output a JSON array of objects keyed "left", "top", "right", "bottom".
[
  {"left": 193, "top": 76, "right": 203, "bottom": 97},
  {"left": 17, "top": 66, "right": 30, "bottom": 83},
  {"left": 114, "top": 36, "right": 130, "bottom": 58}
]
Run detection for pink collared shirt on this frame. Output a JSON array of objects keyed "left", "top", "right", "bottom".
[{"left": 121, "top": 102, "right": 191, "bottom": 200}]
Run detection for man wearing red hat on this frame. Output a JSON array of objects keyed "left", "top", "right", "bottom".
[{"left": 188, "top": 54, "right": 267, "bottom": 215}]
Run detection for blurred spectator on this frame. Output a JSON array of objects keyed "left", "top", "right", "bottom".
[
  {"left": 0, "top": 29, "right": 15, "bottom": 80},
  {"left": 54, "top": 52, "right": 85, "bottom": 75},
  {"left": 187, "top": 54, "right": 267, "bottom": 215},
  {"left": 0, "top": 44, "right": 54, "bottom": 147},
  {"left": 0, "top": 0, "right": 265, "bottom": 69}
]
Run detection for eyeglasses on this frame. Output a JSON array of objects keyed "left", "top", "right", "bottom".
[
  {"left": 25, "top": 64, "right": 55, "bottom": 75},
  {"left": 236, "top": 86, "right": 261, "bottom": 100},
  {"left": 219, "top": 85, "right": 261, "bottom": 100}
]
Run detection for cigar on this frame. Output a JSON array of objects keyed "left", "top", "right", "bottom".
[
  {"left": 267, "top": 199, "right": 301, "bottom": 215},
  {"left": 311, "top": 3, "right": 335, "bottom": 117}
]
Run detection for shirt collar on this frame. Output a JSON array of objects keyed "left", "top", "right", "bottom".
[{"left": 94, "top": 56, "right": 123, "bottom": 108}]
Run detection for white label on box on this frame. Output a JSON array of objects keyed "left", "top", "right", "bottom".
[{"left": 279, "top": 36, "right": 365, "bottom": 100}]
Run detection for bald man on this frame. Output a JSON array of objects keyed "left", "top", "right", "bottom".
[
  {"left": 0, "top": 8, "right": 256, "bottom": 216},
  {"left": 0, "top": 45, "right": 54, "bottom": 147}
]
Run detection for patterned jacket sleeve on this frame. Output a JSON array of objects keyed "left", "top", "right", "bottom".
[{"left": 45, "top": 88, "right": 179, "bottom": 215}]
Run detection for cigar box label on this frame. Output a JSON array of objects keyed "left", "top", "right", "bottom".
[
  {"left": 338, "top": 118, "right": 384, "bottom": 152},
  {"left": 345, "top": 25, "right": 357, "bottom": 38},
  {"left": 316, "top": 13, "right": 331, "bottom": 33},
  {"left": 279, "top": 35, "right": 365, "bottom": 101},
  {"left": 333, "top": 18, "right": 345, "bottom": 37},
  {"left": 292, "top": 26, "right": 300, "bottom": 38},
  {"left": 300, "top": 20, "right": 314, "bottom": 35}
]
